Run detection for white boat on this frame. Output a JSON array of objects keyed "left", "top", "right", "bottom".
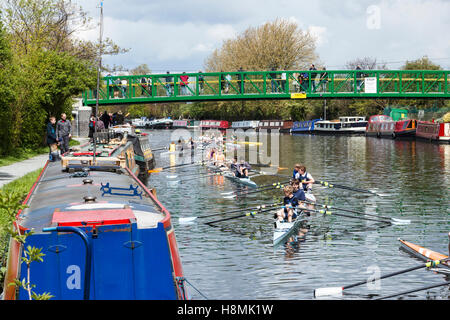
[
  {"left": 207, "top": 164, "right": 258, "bottom": 188},
  {"left": 231, "top": 120, "right": 260, "bottom": 130},
  {"left": 223, "top": 171, "right": 258, "bottom": 188},
  {"left": 146, "top": 118, "right": 173, "bottom": 129},
  {"left": 314, "top": 116, "right": 367, "bottom": 134},
  {"left": 131, "top": 117, "right": 150, "bottom": 128},
  {"left": 273, "top": 216, "right": 305, "bottom": 246}
]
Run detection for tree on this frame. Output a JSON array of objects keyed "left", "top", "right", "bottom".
[
  {"left": 204, "top": 18, "right": 317, "bottom": 72},
  {"left": 346, "top": 57, "right": 387, "bottom": 70},
  {"left": 130, "top": 64, "right": 151, "bottom": 76}
]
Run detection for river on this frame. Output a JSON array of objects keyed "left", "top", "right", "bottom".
[{"left": 144, "top": 129, "right": 449, "bottom": 300}]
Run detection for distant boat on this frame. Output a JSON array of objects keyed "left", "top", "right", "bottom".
[
  {"left": 416, "top": 121, "right": 450, "bottom": 143},
  {"left": 393, "top": 119, "right": 417, "bottom": 139},
  {"left": 291, "top": 119, "right": 321, "bottom": 134},
  {"left": 199, "top": 120, "right": 229, "bottom": 130},
  {"left": 131, "top": 117, "right": 150, "bottom": 128},
  {"left": 231, "top": 120, "right": 260, "bottom": 130},
  {"left": 257, "top": 120, "right": 293, "bottom": 133},
  {"left": 314, "top": 117, "right": 367, "bottom": 134},
  {"left": 146, "top": 118, "right": 173, "bottom": 129},
  {"left": 366, "top": 115, "right": 395, "bottom": 138}
]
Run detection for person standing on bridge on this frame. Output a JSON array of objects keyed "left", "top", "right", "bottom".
[
  {"left": 180, "top": 72, "right": 189, "bottom": 95},
  {"left": 198, "top": 71, "right": 204, "bottom": 94},
  {"left": 56, "top": 113, "right": 72, "bottom": 155},
  {"left": 355, "top": 65, "right": 363, "bottom": 92},
  {"left": 309, "top": 64, "right": 317, "bottom": 92},
  {"left": 165, "top": 71, "right": 173, "bottom": 96},
  {"left": 237, "top": 67, "right": 245, "bottom": 94}
]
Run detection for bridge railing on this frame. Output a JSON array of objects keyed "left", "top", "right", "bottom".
[{"left": 82, "top": 70, "right": 449, "bottom": 105}]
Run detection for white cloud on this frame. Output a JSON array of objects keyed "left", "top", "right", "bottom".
[{"left": 307, "top": 26, "right": 328, "bottom": 47}]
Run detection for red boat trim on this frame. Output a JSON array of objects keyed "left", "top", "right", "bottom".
[{"left": 15, "top": 160, "right": 49, "bottom": 233}]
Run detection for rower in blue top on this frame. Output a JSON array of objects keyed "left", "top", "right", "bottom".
[{"left": 292, "top": 164, "right": 316, "bottom": 202}]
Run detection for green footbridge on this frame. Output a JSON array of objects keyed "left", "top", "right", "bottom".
[{"left": 82, "top": 69, "right": 450, "bottom": 106}]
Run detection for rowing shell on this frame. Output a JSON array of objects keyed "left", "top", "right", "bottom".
[
  {"left": 398, "top": 238, "right": 449, "bottom": 275},
  {"left": 223, "top": 172, "right": 258, "bottom": 188},
  {"left": 208, "top": 164, "right": 258, "bottom": 188},
  {"left": 273, "top": 212, "right": 306, "bottom": 246}
]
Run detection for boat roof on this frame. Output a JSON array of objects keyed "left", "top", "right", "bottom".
[
  {"left": 368, "top": 115, "right": 393, "bottom": 122},
  {"left": 16, "top": 161, "right": 168, "bottom": 233}
]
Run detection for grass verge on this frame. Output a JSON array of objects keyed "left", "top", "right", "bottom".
[{"left": 1, "top": 168, "right": 43, "bottom": 292}]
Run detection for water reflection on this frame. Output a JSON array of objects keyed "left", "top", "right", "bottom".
[{"left": 146, "top": 130, "right": 449, "bottom": 300}]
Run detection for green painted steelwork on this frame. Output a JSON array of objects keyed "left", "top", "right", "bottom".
[{"left": 82, "top": 70, "right": 450, "bottom": 106}]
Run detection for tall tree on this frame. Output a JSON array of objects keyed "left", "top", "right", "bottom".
[{"left": 204, "top": 18, "right": 317, "bottom": 71}]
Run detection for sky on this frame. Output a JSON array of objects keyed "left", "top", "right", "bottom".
[{"left": 73, "top": 0, "right": 450, "bottom": 74}]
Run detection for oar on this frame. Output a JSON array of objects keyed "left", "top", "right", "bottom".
[
  {"left": 375, "top": 281, "right": 450, "bottom": 300},
  {"left": 179, "top": 202, "right": 283, "bottom": 224},
  {"left": 308, "top": 201, "right": 411, "bottom": 225},
  {"left": 148, "top": 161, "right": 202, "bottom": 173},
  {"left": 314, "top": 259, "right": 445, "bottom": 297},
  {"left": 303, "top": 207, "right": 393, "bottom": 224},
  {"left": 315, "top": 180, "right": 383, "bottom": 196},
  {"left": 178, "top": 171, "right": 225, "bottom": 182},
  {"left": 223, "top": 183, "right": 289, "bottom": 199},
  {"left": 221, "top": 180, "right": 290, "bottom": 196},
  {"left": 205, "top": 207, "right": 280, "bottom": 225},
  {"left": 151, "top": 147, "right": 168, "bottom": 152}
]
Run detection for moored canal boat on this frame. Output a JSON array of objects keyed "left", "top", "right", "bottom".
[
  {"left": 257, "top": 120, "right": 293, "bottom": 133},
  {"left": 314, "top": 117, "right": 367, "bottom": 135},
  {"left": 416, "top": 121, "right": 450, "bottom": 144},
  {"left": 366, "top": 115, "right": 395, "bottom": 138},
  {"left": 2, "top": 132, "right": 186, "bottom": 300},
  {"left": 291, "top": 119, "right": 321, "bottom": 134},
  {"left": 393, "top": 119, "right": 417, "bottom": 139},
  {"left": 231, "top": 120, "right": 260, "bottom": 130},
  {"left": 199, "top": 120, "right": 229, "bottom": 130}
]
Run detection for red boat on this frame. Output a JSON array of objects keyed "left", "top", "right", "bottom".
[
  {"left": 416, "top": 121, "right": 450, "bottom": 144},
  {"left": 199, "top": 120, "right": 229, "bottom": 130},
  {"left": 258, "top": 120, "right": 293, "bottom": 133},
  {"left": 393, "top": 119, "right": 417, "bottom": 138},
  {"left": 366, "top": 115, "right": 395, "bottom": 138}
]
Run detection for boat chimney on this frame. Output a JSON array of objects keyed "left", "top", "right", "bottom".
[{"left": 83, "top": 196, "right": 97, "bottom": 203}]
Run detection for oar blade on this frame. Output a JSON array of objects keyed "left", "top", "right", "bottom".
[
  {"left": 178, "top": 217, "right": 197, "bottom": 224},
  {"left": 391, "top": 218, "right": 411, "bottom": 225},
  {"left": 313, "top": 287, "right": 343, "bottom": 298}
]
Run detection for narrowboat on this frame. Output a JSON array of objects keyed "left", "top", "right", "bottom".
[
  {"left": 2, "top": 131, "right": 187, "bottom": 300},
  {"left": 257, "top": 120, "right": 293, "bottom": 133},
  {"left": 173, "top": 120, "right": 188, "bottom": 128},
  {"left": 393, "top": 119, "right": 417, "bottom": 139},
  {"left": 314, "top": 117, "right": 367, "bottom": 134},
  {"left": 146, "top": 118, "right": 173, "bottom": 129},
  {"left": 231, "top": 121, "right": 260, "bottom": 130},
  {"left": 366, "top": 115, "right": 395, "bottom": 138},
  {"left": 291, "top": 119, "right": 321, "bottom": 134},
  {"left": 416, "top": 121, "right": 450, "bottom": 144},
  {"left": 199, "top": 120, "right": 229, "bottom": 130}
]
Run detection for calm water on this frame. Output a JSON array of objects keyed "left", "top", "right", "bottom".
[{"left": 145, "top": 130, "right": 449, "bottom": 300}]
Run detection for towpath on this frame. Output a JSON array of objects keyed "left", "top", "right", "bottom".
[{"left": 0, "top": 138, "right": 88, "bottom": 189}]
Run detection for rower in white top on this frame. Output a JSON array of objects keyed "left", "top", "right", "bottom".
[{"left": 292, "top": 164, "right": 316, "bottom": 203}]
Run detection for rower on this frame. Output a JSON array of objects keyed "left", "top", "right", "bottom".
[
  {"left": 294, "top": 165, "right": 316, "bottom": 202},
  {"left": 290, "top": 179, "right": 306, "bottom": 201},
  {"left": 169, "top": 141, "right": 176, "bottom": 152},
  {"left": 215, "top": 152, "right": 227, "bottom": 169},
  {"left": 238, "top": 158, "right": 251, "bottom": 178},
  {"left": 275, "top": 185, "right": 299, "bottom": 223},
  {"left": 230, "top": 156, "right": 241, "bottom": 177}
]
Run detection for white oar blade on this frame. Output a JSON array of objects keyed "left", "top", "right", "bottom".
[
  {"left": 223, "top": 195, "right": 236, "bottom": 199},
  {"left": 314, "top": 287, "right": 343, "bottom": 298},
  {"left": 178, "top": 217, "right": 197, "bottom": 224},
  {"left": 167, "top": 175, "right": 178, "bottom": 179},
  {"left": 391, "top": 218, "right": 411, "bottom": 225},
  {"left": 220, "top": 191, "right": 235, "bottom": 195}
]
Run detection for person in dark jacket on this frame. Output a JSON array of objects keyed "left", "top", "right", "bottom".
[
  {"left": 47, "top": 116, "right": 60, "bottom": 161},
  {"left": 100, "top": 111, "right": 110, "bottom": 128},
  {"left": 56, "top": 113, "right": 71, "bottom": 155}
]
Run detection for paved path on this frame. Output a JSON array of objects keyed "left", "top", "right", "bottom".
[
  {"left": 0, "top": 137, "right": 89, "bottom": 189},
  {"left": 0, "top": 154, "right": 49, "bottom": 188}
]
